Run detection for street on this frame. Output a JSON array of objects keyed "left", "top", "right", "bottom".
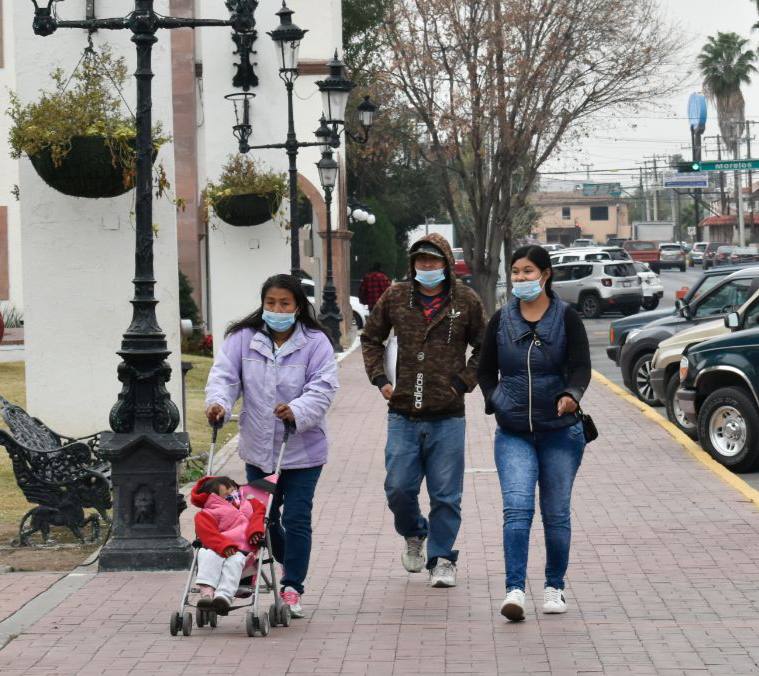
[{"left": 586, "top": 266, "right": 759, "bottom": 491}]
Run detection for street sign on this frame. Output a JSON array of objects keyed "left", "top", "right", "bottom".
[
  {"left": 679, "top": 159, "right": 759, "bottom": 172},
  {"left": 582, "top": 182, "right": 622, "bottom": 197},
  {"left": 663, "top": 173, "right": 709, "bottom": 188},
  {"left": 687, "top": 227, "right": 696, "bottom": 236}
]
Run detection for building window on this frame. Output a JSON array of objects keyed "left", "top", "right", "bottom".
[
  {"left": 561, "top": 206, "right": 570, "bottom": 220},
  {"left": 590, "top": 206, "right": 609, "bottom": 221}
]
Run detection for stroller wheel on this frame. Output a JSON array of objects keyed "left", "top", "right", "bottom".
[
  {"left": 196, "top": 609, "right": 206, "bottom": 628},
  {"left": 258, "top": 609, "right": 271, "bottom": 637},
  {"left": 268, "top": 603, "right": 279, "bottom": 628},
  {"left": 181, "top": 611, "right": 193, "bottom": 637},
  {"left": 279, "top": 604, "right": 291, "bottom": 627},
  {"left": 169, "top": 611, "right": 181, "bottom": 636},
  {"left": 209, "top": 611, "right": 218, "bottom": 628},
  {"left": 245, "top": 611, "right": 258, "bottom": 637}
]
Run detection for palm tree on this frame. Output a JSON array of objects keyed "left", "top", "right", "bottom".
[{"left": 698, "top": 32, "right": 757, "bottom": 155}]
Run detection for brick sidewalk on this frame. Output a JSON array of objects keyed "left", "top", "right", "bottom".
[
  {"left": 0, "top": 573, "right": 63, "bottom": 622},
  {"left": 2, "top": 351, "right": 759, "bottom": 674}
]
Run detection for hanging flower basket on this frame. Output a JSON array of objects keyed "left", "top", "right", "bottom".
[
  {"left": 28, "top": 135, "right": 156, "bottom": 199},
  {"left": 213, "top": 191, "right": 284, "bottom": 227}
]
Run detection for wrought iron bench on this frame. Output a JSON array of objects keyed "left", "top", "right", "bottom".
[{"left": 0, "top": 395, "right": 112, "bottom": 546}]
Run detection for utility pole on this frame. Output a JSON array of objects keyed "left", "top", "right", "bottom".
[
  {"left": 735, "top": 121, "right": 746, "bottom": 247},
  {"left": 639, "top": 167, "right": 648, "bottom": 222},
  {"left": 581, "top": 163, "right": 592, "bottom": 181},
  {"left": 641, "top": 164, "right": 651, "bottom": 221},
  {"left": 747, "top": 121, "right": 755, "bottom": 222},
  {"left": 651, "top": 157, "right": 659, "bottom": 221},
  {"left": 716, "top": 135, "right": 728, "bottom": 214}
]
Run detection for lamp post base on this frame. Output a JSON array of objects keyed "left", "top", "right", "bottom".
[
  {"left": 318, "top": 283, "right": 343, "bottom": 352},
  {"left": 97, "top": 430, "right": 193, "bottom": 572}
]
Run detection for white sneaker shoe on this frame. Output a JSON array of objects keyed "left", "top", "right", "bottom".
[
  {"left": 401, "top": 536, "right": 426, "bottom": 573},
  {"left": 429, "top": 558, "right": 457, "bottom": 588},
  {"left": 280, "top": 586, "right": 304, "bottom": 619},
  {"left": 542, "top": 586, "right": 567, "bottom": 614},
  {"left": 500, "top": 589, "right": 526, "bottom": 622}
]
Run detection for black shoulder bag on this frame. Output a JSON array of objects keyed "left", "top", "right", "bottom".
[{"left": 578, "top": 406, "right": 598, "bottom": 443}]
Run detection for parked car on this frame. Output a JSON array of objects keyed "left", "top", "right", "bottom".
[
  {"left": 552, "top": 260, "right": 641, "bottom": 319},
  {"left": 605, "top": 265, "right": 746, "bottom": 368},
  {"left": 606, "top": 237, "right": 628, "bottom": 248},
  {"left": 451, "top": 248, "right": 472, "bottom": 277},
  {"left": 729, "top": 245, "right": 759, "bottom": 265},
  {"left": 658, "top": 243, "right": 687, "bottom": 272},
  {"left": 634, "top": 262, "right": 664, "bottom": 310},
  {"left": 650, "top": 286, "right": 759, "bottom": 439},
  {"left": 618, "top": 267, "right": 759, "bottom": 405},
  {"left": 301, "top": 278, "right": 370, "bottom": 329},
  {"left": 571, "top": 238, "right": 595, "bottom": 247},
  {"left": 688, "top": 241, "right": 708, "bottom": 266},
  {"left": 550, "top": 247, "right": 630, "bottom": 265},
  {"left": 677, "top": 299, "right": 759, "bottom": 471},
  {"left": 541, "top": 243, "right": 565, "bottom": 252},
  {"left": 623, "top": 240, "right": 660, "bottom": 272},
  {"left": 702, "top": 242, "right": 733, "bottom": 269}
]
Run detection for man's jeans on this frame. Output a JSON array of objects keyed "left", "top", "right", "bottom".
[
  {"left": 246, "top": 464, "right": 322, "bottom": 595},
  {"left": 384, "top": 412, "right": 465, "bottom": 568},
  {"left": 494, "top": 422, "right": 585, "bottom": 592}
]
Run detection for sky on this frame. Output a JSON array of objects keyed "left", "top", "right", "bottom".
[{"left": 541, "top": 0, "right": 759, "bottom": 190}]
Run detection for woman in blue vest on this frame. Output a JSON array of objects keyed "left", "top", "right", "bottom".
[{"left": 478, "top": 245, "right": 590, "bottom": 622}]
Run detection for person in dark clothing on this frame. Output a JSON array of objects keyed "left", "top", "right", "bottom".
[
  {"left": 477, "top": 245, "right": 591, "bottom": 623},
  {"left": 359, "top": 263, "right": 392, "bottom": 311}
]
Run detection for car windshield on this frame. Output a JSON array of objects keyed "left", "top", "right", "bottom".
[
  {"left": 689, "top": 273, "right": 727, "bottom": 301},
  {"left": 452, "top": 250, "right": 464, "bottom": 261},
  {"left": 625, "top": 242, "right": 656, "bottom": 251},
  {"left": 694, "top": 278, "right": 755, "bottom": 317},
  {"left": 694, "top": 243, "right": 707, "bottom": 252},
  {"left": 717, "top": 246, "right": 735, "bottom": 254},
  {"left": 604, "top": 263, "right": 637, "bottom": 277},
  {"left": 660, "top": 244, "right": 681, "bottom": 252},
  {"left": 634, "top": 262, "right": 650, "bottom": 273}
]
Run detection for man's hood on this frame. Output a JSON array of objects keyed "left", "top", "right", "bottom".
[{"left": 408, "top": 233, "right": 457, "bottom": 286}]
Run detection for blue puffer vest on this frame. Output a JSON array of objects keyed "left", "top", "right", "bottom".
[{"left": 492, "top": 297, "right": 578, "bottom": 433}]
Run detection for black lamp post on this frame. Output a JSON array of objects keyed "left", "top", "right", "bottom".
[
  {"left": 226, "top": 2, "right": 377, "bottom": 278},
  {"left": 316, "top": 149, "right": 342, "bottom": 350},
  {"left": 27, "top": 0, "right": 259, "bottom": 572}
]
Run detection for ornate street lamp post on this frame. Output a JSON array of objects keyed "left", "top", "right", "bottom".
[
  {"left": 27, "top": 0, "right": 259, "bottom": 571},
  {"left": 316, "top": 149, "right": 341, "bottom": 350},
  {"left": 225, "top": 2, "right": 377, "bottom": 279}
]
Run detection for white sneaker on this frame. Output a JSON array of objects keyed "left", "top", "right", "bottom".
[
  {"left": 401, "top": 536, "right": 426, "bottom": 573},
  {"left": 542, "top": 586, "right": 567, "bottom": 614},
  {"left": 280, "top": 586, "right": 304, "bottom": 618},
  {"left": 429, "top": 558, "right": 457, "bottom": 588},
  {"left": 500, "top": 589, "right": 526, "bottom": 622}
]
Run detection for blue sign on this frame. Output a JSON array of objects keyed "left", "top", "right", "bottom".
[
  {"left": 582, "top": 182, "right": 622, "bottom": 198},
  {"left": 688, "top": 92, "right": 707, "bottom": 133}
]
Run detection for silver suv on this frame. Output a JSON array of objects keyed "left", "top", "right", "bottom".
[
  {"left": 552, "top": 260, "right": 642, "bottom": 318},
  {"left": 551, "top": 246, "right": 630, "bottom": 265}
]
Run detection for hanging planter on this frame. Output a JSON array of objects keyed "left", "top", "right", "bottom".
[
  {"left": 28, "top": 135, "right": 158, "bottom": 199},
  {"left": 213, "top": 192, "right": 284, "bottom": 227},
  {"left": 8, "top": 45, "right": 170, "bottom": 200},
  {"left": 205, "top": 155, "right": 287, "bottom": 228}
]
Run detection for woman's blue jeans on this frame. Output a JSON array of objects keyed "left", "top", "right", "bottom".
[
  {"left": 246, "top": 464, "right": 322, "bottom": 595},
  {"left": 494, "top": 422, "right": 585, "bottom": 592}
]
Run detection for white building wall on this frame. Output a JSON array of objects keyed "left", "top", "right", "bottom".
[
  {"left": 12, "top": 0, "right": 182, "bottom": 435},
  {"left": 198, "top": 0, "right": 342, "bottom": 349},
  {"left": 0, "top": 1, "right": 21, "bottom": 311}
]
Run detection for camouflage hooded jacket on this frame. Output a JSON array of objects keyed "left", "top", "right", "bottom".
[{"left": 360, "top": 233, "right": 487, "bottom": 418}]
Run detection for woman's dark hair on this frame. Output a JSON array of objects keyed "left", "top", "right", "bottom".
[
  {"left": 225, "top": 273, "right": 331, "bottom": 340},
  {"left": 200, "top": 476, "right": 238, "bottom": 495},
  {"left": 510, "top": 245, "right": 554, "bottom": 297}
]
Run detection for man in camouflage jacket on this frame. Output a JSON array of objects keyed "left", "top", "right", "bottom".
[{"left": 361, "top": 233, "right": 486, "bottom": 587}]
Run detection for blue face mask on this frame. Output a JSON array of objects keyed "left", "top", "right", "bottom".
[
  {"left": 415, "top": 267, "right": 446, "bottom": 289},
  {"left": 512, "top": 278, "right": 545, "bottom": 302},
  {"left": 262, "top": 310, "right": 297, "bottom": 333}
]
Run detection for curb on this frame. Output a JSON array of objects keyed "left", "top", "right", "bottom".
[{"left": 592, "top": 369, "right": 759, "bottom": 509}]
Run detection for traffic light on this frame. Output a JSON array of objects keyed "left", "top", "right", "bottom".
[{"left": 676, "top": 161, "right": 701, "bottom": 173}]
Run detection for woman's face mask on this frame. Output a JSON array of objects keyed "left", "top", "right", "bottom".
[
  {"left": 511, "top": 278, "right": 545, "bottom": 302},
  {"left": 262, "top": 310, "right": 297, "bottom": 333}
]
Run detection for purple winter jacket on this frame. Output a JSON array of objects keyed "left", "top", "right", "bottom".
[{"left": 204, "top": 323, "right": 339, "bottom": 472}]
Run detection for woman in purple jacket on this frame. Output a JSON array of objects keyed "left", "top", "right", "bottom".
[{"left": 205, "top": 274, "right": 339, "bottom": 618}]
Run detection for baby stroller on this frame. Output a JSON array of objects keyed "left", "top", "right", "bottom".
[{"left": 169, "top": 422, "right": 294, "bottom": 638}]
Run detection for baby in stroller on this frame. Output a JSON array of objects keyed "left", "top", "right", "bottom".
[{"left": 191, "top": 476, "right": 266, "bottom": 613}]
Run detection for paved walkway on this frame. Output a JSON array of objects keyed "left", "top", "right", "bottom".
[{"left": 3, "top": 351, "right": 759, "bottom": 674}]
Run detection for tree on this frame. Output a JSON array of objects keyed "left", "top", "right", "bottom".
[
  {"left": 698, "top": 32, "right": 757, "bottom": 155},
  {"left": 380, "top": 0, "right": 679, "bottom": 312},
  {"left": 178, "top": 271, "right": 199, "bottom": 325},
  {"left": 349, "top": 198, "right": 398, "bottom": 281}
]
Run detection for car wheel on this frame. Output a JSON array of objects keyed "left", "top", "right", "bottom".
[
  {"left": 580, "top": 293, "right": 601, "bottom": 319},
  {"left": 641, "top": 297, "right": 659, "bottom": 311},
  {"left": 698, "top": 386, "right": 759, "bottom": 472},
  {"left": 665, "top": 373, "right": 697, "bottom": 439},
  {"left": 631, "top": 352, "right": 660, "bottom": 406},
  {"left": 620, "top": 304, "right": 640, "bottom": 317},
  {"left": 352, "top": 311, "right": 363, "bottom": 330}
]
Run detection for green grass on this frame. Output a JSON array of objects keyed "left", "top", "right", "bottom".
[{"left": 0, "top": 357, "right": 239, "bottom": 530}]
